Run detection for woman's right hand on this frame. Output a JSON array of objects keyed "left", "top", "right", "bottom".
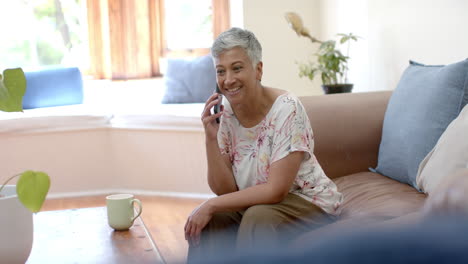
[{"left": 201, "top": 93, "right": 223, "bottom": 141}]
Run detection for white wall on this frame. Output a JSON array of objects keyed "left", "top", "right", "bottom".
[
  {"left": 242, "top": 0, "right": 324, "bottom": 96},
  {"left": 366, "top": 0, "right": 468, "bottom": 91},
  {"left": 241, "top": 0, "right": 468, "bottom": 94},
  {"left": 318, "top": 0, "right": 369, "bottom": 92},
  {"left": 230, "top": 0, "right": 244, "bottom": 28}
]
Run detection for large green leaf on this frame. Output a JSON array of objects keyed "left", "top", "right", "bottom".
[
  {"left": 16, "top": 171, "right": 50, "bottom": 213},
  {"left": 0, "top": 68, "right": 27, "bottom": 112}
]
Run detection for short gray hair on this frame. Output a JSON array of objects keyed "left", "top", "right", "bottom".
[{"left": 211, "top": 27, "right": 262, "bottom": 66}]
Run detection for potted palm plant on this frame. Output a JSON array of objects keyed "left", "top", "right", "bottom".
[
  {"left": 285, "top": 12, "right": 360, "bottom": 94},
  {"left": 0, "top": 68, "right": 51, "bottom": 263}
]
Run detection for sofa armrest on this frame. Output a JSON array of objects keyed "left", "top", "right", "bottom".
[{"left": 300, "top": 91, "right": 392, "bottom": 179}]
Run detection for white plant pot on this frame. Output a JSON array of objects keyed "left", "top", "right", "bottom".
[{"left": 0, "top": 185, "right": 33, "bottom": 264}]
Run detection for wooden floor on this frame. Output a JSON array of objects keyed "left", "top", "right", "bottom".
[{"left": 41, "top": 195, "right": 206, "bottom": 264}]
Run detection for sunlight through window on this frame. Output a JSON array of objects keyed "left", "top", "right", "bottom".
[
  {"left": 164, "top": 0, "right": 213, "bottom": 50},
  {"left": 0, "top": 0, "right": 89, "bottom": 70}
]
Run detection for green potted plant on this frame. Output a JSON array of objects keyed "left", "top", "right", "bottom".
[
  {"left": 0, "top": 68, "right": 51, "bottom": 263},
  {"left": 285, "top": 12, "right": 360, "bottom": 94}
]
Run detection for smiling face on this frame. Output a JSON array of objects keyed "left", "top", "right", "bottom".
[{"left": 214, "top": 46, "right": 263, "bottom": 105}]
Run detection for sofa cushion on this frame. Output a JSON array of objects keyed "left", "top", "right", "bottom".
[
  {"left": 161, "top": 55, "right": 216, "bottom": 104},
  {"left": 416, "top": 104, "right": 468, "bottom": 194},
  {"left": 421, "top": 168, "right": 468, "bottom": 218},
  {"left": 375, "top": 59, "right": 468, "bottom": 189},
  {"left": 23, "top": 67, "right": 84, "bottom": 109},
  {"left": 335, "top": 172, "right": 426, "bottom": 220},
  {"left": 292, "top": 172, "right": 426, "bottom": 248}
]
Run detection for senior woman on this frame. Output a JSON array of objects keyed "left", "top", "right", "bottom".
[{"left": 185, "top": 27, "right": 343, "bottom": 261}]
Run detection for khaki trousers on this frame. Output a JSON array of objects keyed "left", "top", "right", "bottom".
[{"left": 187, "top": 193, "right": 335, "bottom": 263}]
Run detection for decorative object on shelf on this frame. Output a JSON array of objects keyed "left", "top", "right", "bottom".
[
  {"left": 285, "top": 12, "right": 360, "bottom": 94},
  {"left": 1, "top": 67, "right": 51, "bottom": 263},
  {"left": 321, "top": 84, "right": 354, "bottom": 94}
]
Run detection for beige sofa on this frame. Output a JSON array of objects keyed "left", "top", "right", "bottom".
[{"left": 296, "top": 91, "right": 427, "bottom": 240}]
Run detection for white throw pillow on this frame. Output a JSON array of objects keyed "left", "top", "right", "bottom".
[{"left": 416, "top": 104, "right": 468, "bottom": 194}]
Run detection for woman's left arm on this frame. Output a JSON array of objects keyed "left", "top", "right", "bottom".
[{"left": 185, "top": 151, "right": 304, "bottom": 245}]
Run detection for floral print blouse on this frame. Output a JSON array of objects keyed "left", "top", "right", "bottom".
[{"left": 217, "top": 92, "right": 343, "bottom": 215}]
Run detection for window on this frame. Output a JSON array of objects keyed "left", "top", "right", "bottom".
[
  {"left": 160, "top": 0, "right": 230, "bottom": 58},
  {"left": 164, "top": 0, "right": 213, "bottom": 50},
  {"left": 0, "top": 0, "right": 89, "bottom": 70},
  {"left": 87, "top": 0, "right": 230, "bottom": 80}
]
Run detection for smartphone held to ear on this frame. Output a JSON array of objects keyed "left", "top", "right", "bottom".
[{"left": 214, "top": 84, "right": 222, "bottom": 124}]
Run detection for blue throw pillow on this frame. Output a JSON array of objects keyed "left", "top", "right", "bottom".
[
  {"left": 23, "top": 67, "right": 84, "bottom": 109},
  {"left": 374, "top": 59, "right": 468, "bottom": 190},
  {"left": 162, "top": 55, "right": 216, "bottom": 104}
]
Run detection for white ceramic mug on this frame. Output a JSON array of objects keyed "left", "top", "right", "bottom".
[{"left": 106, "top": 194, "right": 142, "bottom": 231}]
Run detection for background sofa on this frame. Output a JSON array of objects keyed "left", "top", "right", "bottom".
[
  {"left": 299, "top": 91, "right": 426, "bottom": 237},
  {"left": 292, "top": 58, "right": 468, "bottom": 244}
]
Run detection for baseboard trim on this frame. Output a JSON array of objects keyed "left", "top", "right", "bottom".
[{"left": 47, "top": 189, "right": 215, "bottom": 200}]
